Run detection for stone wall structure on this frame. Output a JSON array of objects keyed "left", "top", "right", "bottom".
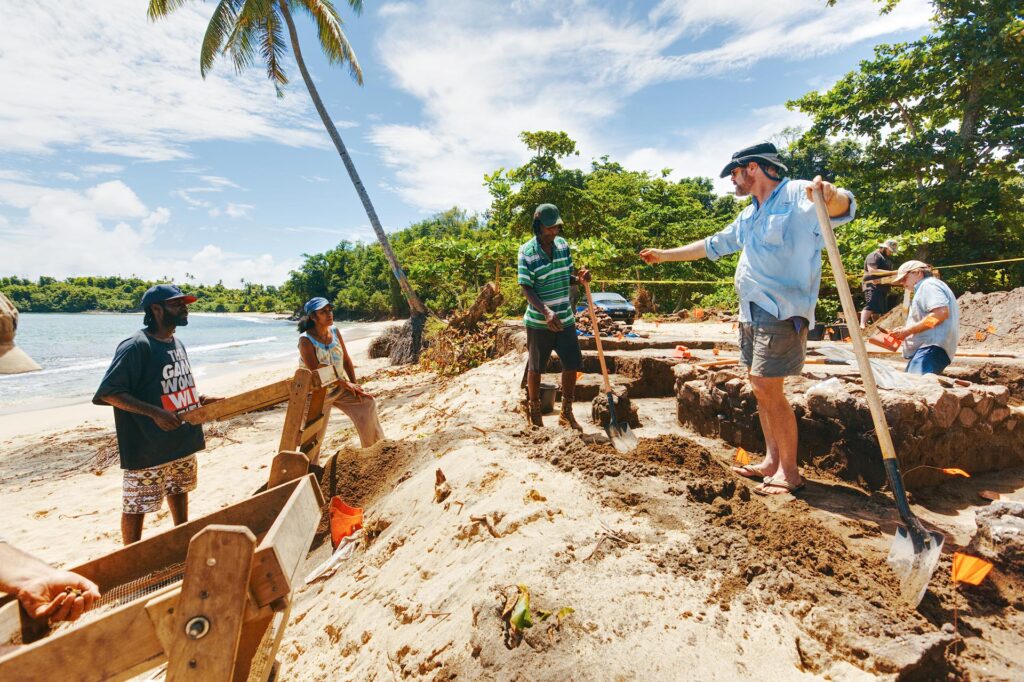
[{"left": 674, "top": 364, "right": 1023, "bottom": 490}]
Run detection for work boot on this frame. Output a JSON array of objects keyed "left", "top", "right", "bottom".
[
  {"left": 526, "top": 399, "right": 544, "bottom": 428},
  {"left": 558, "top": 398, "right": 583, "bottom": 432}
]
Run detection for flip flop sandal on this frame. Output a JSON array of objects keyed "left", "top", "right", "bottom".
[
  {"left": 754, "top": 476, "right": 806, "bottom": 496},
  {"left": 732, "top": 464, "right": 765, "bottom": 481}
]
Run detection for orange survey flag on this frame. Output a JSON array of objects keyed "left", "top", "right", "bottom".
[
  {"left": 941, "top": 468, "right": 970, "bottom": 478},
  {"left": 734, "top": 447, "right": 751, "bottom": 466},
  {"left": 952, "top": 552, "right": 993, "bottom": 586},
  {"left": 330, "top": 497, "right": 363, "bottom": 549}
]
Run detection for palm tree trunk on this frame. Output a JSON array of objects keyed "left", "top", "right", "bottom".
[{"left": 278, "top": 1, "right": 427, "bottom": 317}]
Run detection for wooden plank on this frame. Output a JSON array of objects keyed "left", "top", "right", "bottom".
[
  {"left": 277, "top": 369, "right": 313, "bottom": 453},
  {"left": 67, "top": 479, "right": 301, "bottom": 593},
  {"left": 166, "top": 526, "right": 256, "bottom": 682},
  {"left": 267, "top": 451, "right": 309, "bottom": 491},
  {"left": 300, "top": 413, "right": 327, "bottom": 446},
  {"left": 256, "top": 477, "right": 322, "bottom": 591},
  {"left": 311, "top": 365, "right": 340, "bottom": 388},
  {"left": 182, "top": 379, "right": 291, "bottom": 425},
  {"left": 230, "top": 609, "right": 274, "bottom": 682},
  {"left": 252, "top": 602, "right": 291, "bottom": 682},
  {"left": 0, "top": 584, "right": 179, "bottom": 682}
]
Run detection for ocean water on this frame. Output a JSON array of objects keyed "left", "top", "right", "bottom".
[{"left": 0, "top": 313, "right": 349, "bottom": 412}]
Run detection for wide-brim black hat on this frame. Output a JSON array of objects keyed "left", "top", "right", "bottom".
[{"left": 719, "top": 142, "right": 788, "bottom": 178}]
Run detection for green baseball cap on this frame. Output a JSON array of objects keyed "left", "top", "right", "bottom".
[{"left": 534, "top": 203, "right": 564, "bottom": 228}]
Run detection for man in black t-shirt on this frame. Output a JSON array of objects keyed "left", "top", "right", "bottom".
[
  {"left": 860, "top": 238, "right": 897, "bottom": 328},
  {"left": 94, "top": 284, "right": 219, "bottom": 545}
]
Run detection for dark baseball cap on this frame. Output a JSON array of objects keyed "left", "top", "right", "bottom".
[
  {"left": 719, "top": 142, "right": 789, "bottom": 178},
  {"left": 140, "top": 283, "right": 197, "bottom": 309},
  {"left": 534, "top": 203, "right": 564, "bottom": 228}
]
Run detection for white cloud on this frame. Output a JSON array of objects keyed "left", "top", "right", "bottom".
[
  {"left": 55, "top": 172, "right": 80, "bottom": 182},
  {"left": 200, "top": 175, "right": 242, "bottom": 189},
  {"left": 82, "top": 164, "right": 125, "bottom": 175},
  {"left": 0, "top": 179, "right": 294, "bottom": 285},
  {"left": 209, "top": 203, "right": 254, "bottom": 219},
  {"left": 621, "top": 105, "right": 812, "bottom": 193},
  {"left": 370, "top": 0, "right": 932, "bottom": 210},
  {"left": 0, "top": 0, "right": 326, "bottom": 162},
  {"left": 173, "top": 189, "right": 213, "bottom": 209}
]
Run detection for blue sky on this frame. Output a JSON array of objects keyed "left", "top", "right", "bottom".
[{"left": 1, "top": 0, "right": 934, "bottom": 285}]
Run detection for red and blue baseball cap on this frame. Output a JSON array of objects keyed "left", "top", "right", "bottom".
[{"left": 141, "top": 283, "right": 197, "bottom": 309}]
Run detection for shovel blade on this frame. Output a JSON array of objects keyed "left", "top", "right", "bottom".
[
  {"left": 886, "top": 526, "right": 945, "bottom": 608},
  {"left": 605, "top": 422, "right": 639, "bottom": 454}
]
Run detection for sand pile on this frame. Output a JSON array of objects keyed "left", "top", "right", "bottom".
[{"left": 957, "top": 287, "right": 1024, "bottom": 350}]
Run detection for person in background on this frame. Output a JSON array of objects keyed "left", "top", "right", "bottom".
[
  {"left": 517, "top": 203, "right": 591, "bottom": 431},
  {"left": 640, "top": 142, "right": 856, "bottom": 496},
  {"left": 298, "top": 297, "right": 384, "bottom": 456},
  {"left": 0, "top": 540, "right": 100, "bottom": 624},
  {"left": 860, "top": 238, "right": 898, "bottom": 328},
  {"left": 94, "top": 284, "right": 220, "bottom": 546},
  {"left": 889, "top": 261, "right": 959, "bottom": 375}
]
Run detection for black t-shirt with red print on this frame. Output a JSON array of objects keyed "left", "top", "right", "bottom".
[{"left": 94, "top": 330, "right": 205, "bottom": 470}]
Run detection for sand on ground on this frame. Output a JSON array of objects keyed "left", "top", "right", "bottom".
[{"left": 1, "top": 320, "right": 1021, "bottom": 681}]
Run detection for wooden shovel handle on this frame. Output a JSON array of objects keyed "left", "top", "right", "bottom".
[
  {"left": 581, "top": 279, "right": 613, "bottom": 393},
  {"left": 812, "top": 188, "right": 899, "bottom": 463}
]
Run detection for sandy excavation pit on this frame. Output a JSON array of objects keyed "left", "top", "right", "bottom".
[{"left": 527, "top": 433, "right": 1024, "bottom": 681}]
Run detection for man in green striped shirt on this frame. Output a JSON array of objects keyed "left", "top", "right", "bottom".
[{"left": 518, "top": 203, "right": 590, "bottom": 429}]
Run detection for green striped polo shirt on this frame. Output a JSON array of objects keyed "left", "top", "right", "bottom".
[{"left": 517, "top": 235, "right": 576, "bottom": 330}]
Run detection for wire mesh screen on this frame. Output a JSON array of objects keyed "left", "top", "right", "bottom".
[{"left": 53, "top": 562, "right": 186, "bottom": 633}]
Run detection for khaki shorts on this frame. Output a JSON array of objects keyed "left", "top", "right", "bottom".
[
  {"left": 122, "top": 455, "right": 198, "bottom": 514},
  {"left": 739, "top": 303, "right": 808, "bottom": 378}
]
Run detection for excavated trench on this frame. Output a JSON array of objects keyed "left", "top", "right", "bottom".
[{"left": 536, "top": 351, "right": 1023, "bottom": 491}]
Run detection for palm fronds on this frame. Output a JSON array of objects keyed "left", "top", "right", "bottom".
[
  {"left": 200, "top": 1, "right": 243, "bottom": 77},
  {"left": 291, "top": 0, "right": 362, "bottom": 84},
  {"left": 147, "top": 0, "right": 193, "bottom": 20}
]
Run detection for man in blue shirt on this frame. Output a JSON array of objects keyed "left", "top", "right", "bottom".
[
  {"left": 640, "top": 142, "right": 856, "bottom": 496},
  {"left": 888, "top": 260, "right": 959, "bottom": 375}
]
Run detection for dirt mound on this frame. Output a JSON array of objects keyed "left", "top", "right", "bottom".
[
  {"left": 536, "top": 433, "right": 720, "bottom": 481},
  {"left": 313, "top": 439, "right": 422, "bottom": 546},
  {"left": 957, "top": 287, "right": 1024, "bottom": 349},
  {"left": 533, "top": 433, "right": 970, "bottom": 678}
]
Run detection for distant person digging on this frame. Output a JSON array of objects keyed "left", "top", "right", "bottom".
[
  {"left": 94, "top": 284, "right": 221, "bottom": 545},
  {"left": 297, "top": 297, "right": 384, "bottom": 454},
  {"left": 518, "top": 203, "right": 591, "bottom": 431},
  {"left": 861, "top": 238, "right": 898, "bottom": 329},
  {"left": 888, "top": 260, "right": 960, "bottom": 375},
  {"left": 640, "top": 142, "right": 856, "bottom": 496}
]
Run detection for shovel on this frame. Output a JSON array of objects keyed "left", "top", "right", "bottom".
[
  {"left": 582, "top": 279, "right": 638, "bottom": 454},
  {"left": 812, "top": 187, "right": 943, "bottom": 608}
]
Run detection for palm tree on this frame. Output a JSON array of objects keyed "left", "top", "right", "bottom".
[{"left": 148, "top": 0, "right": 428, "bottom": 349}]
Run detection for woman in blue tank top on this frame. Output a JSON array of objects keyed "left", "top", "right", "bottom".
[{"left": 298, "top": 297, "right": 384, "bottom": 453}]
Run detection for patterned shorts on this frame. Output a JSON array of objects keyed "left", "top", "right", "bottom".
[{"left": 122, "top": 455, "right": 198, "bottom": 514}]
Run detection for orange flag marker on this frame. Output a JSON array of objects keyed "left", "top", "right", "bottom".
[
  {"left": 986, "top": 324, "right": 997, "bottom": 333},
  {"left": 941, "top": 468, "right": 970, "bottom": 478},
  {"left": 734, "top": 447, "right": 751, "bottom": 466},
  {"left": 952, "top": 552, "right": 993, "bottom": 586}
]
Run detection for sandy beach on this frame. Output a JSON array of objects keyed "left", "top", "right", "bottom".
[{"left": 1, "top": 319, "right": 1022, "bottom": 680}]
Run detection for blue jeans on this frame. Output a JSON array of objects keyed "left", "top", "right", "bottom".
[{"left": 905, "top": 346, "right": 951, "bottom": 375}]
